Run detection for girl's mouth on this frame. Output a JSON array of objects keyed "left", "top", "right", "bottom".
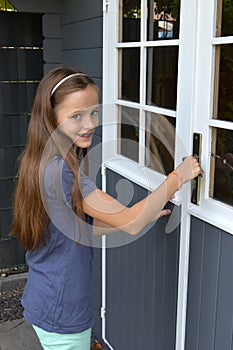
[{"left": 77, "top": 133, "right": 93, "bottom": 138}]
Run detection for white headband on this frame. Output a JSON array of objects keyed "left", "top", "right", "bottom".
[{"left": 50, "top": 73, "right": 87, "bottom": 97}]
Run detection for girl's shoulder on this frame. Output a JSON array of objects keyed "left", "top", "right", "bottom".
[
  {"left": 43, "top": 156, "right": 73, "bottom": 193},
  {"left": 44, "top": 156, "right": 70, "bottom": 178},
  {"left": 44, "top": 156, "right": 96, "bottom": 198}
]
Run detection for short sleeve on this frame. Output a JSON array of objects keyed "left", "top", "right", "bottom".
[
  {"left": 44, "top": 157, "right": 96, "bottom": 206},
  {"left": 43, "top": 157, "right": 96, "bottom": 243},
  {"left": 80, "top": 173, "right": 97, "bottom": 198},
  {"left": 61, "top": 161, "right": 97, "bottom": 203}
]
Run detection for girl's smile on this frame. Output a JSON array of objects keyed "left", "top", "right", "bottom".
[{"left": 55, "top": 85, "right": 99, "bottom": 148}]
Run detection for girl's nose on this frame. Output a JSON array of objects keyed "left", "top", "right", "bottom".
[{"left": 83, "top": 113, "right": 98, "bottom": 129}]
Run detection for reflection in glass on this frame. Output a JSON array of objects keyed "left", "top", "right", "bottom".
[
  {"left": 216, "top": 0, "right": 233, "bottom": 37},
  {"left": 145, "top": 112, "right": 175, "bottom": 175},
  {"left": 118, "top": 106, "right": 139, "bottom": 162},
  {"left": 119, "top": 0, "right": 141, "bottom": 42},
  {"left": 211, "top": 128, "right": 233, "bottom": 206},
  {"left": 147, "top": 0, "right": 180, "bottom": 41},
  {"left": 146, "top": 46, "right": 178, "bottom": 110},
  {"left": 119, "top": 48, "right": 140, "bottom": 103},
  {"left": 216, "top": 45, "right": 233, "bottom": 121}
]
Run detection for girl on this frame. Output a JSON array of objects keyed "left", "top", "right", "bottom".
[{"left": 11, "top": 67, "right": 202, "bottom": 350}]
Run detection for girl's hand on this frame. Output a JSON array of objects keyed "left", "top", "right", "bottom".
[
  {"left": 175, "top": 156, "right": 203, "bottom": 186},
  {"left": 156, "top": 208, "right": 171, "bottom": 220}
]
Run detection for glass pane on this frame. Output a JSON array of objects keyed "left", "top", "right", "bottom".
[
  {"left": 147, "top": 0, "right": 180, "bottom": 41},
  {"left": 216, "top": 0, "right": 233, "bottom": 37},
  {"left": 0, "top": 0, "right": 16, "bottom": 12},
  {"left": 119, "top": 48, "right": 140, "bottom": 102},
  {"left": 215, "top": 45, "right": 233, "bottom": 121},
  {"left": 211, "top": 128, "right": 233, "bottom": 206},
  {"left": 119, "top": 0, "right": 141, "bottom": 42},
  {"left": 146, "top": 46, "right": 178, "bottom": 110},
  {"left": 118, "top": 106, "right": 139, "bottom": 162},
  {"left": 145, "top": 112, "right": 175, "bottom": 175}
]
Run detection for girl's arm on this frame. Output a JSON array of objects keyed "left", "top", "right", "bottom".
[
  {"left": 83, "top": 156, "right": 202, "bottom": 235},
  {"left": 92, "top": 208, "right": 171, "bottom": 236}
]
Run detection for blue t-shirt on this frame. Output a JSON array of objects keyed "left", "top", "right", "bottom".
[{"left": 22, "top": 157, "right": 97, "bottom": 334}]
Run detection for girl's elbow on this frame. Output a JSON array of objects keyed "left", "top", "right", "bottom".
[{"left": 124, "top": 223, "right": 141, "bottom": 236}]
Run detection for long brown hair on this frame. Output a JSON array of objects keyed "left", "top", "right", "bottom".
[{"left": 10, "top": 67, "right": 98, "bottom": 251}]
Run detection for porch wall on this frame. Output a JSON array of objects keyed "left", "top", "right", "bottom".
[
  {"left": 59, "top": 0, "right": 103, "bottom": 342},
  {"left": 10, "top": 0, "right": 62, "bottom": 73}
]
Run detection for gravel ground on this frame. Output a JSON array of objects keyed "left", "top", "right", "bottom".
[{"left": 0, "top": 287, "right": 24, "bottom": 323}]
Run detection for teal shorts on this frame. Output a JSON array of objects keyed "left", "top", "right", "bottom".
[{"left": 32, "top": 325, "right": 91, "bottom": 350}]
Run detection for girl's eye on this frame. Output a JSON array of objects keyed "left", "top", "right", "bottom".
[
  {"left": 72, "top": 114, "right": 81, "bottom": 120},
  {"left": 91, "top": 110, "right": 99, "bottom": 118}
]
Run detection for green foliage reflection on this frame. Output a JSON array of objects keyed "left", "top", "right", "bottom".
[{"left": 0, "top": 0, "right": 16, "bottom": 12}]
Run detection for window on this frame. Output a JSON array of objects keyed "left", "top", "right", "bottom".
[
  {"left": 210, "top": 0, "right": 233, "bottom": 207},
  {"left": 103, "top": 0, "right": 233, "bottom": 234},
  {"left": 145, "top": 112, "right": 176, "bottom": 174},
  {"left": 0, "top": 0, "right": 16, "bottom": 12},
  {"left": 116, "top": 0, "right": 180, "bottom": 177}
]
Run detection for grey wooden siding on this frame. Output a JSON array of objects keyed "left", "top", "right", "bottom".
[
  {"left": 61, "top": 0, "right": 103, "bottom": 91},
  {"left": 105, "top": 169, "right": 180, "bottom": 349},
  {"left": 185, "top": 217, "right": 233, "bottom": 350},
  {"left": 60, "top": 0, "right": 103, "bottom": 341},
  {"left": 10, "top": 0, "right": 61, "bottom": 13}
]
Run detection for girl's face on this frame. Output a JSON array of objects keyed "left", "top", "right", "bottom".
[{"left": 55, "top": 85, "right": 99, "bottom": 148}]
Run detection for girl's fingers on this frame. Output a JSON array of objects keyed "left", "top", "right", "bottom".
[{"left": 159, "top": 209, "right": 171, "bottom": 218}]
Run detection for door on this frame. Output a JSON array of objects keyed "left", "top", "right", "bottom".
[{"left": 102, "top": 0, "right": 233, "bottom": 349}]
